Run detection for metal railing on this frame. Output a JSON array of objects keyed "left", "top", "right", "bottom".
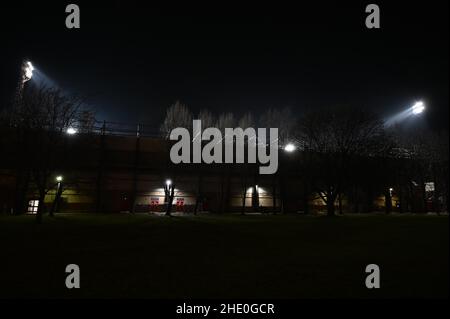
[{"left": 75, "top": 120, "right": 164, "bottom": 138}]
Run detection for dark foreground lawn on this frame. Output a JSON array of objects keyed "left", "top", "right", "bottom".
[{"left": 0, "top": 213, "right": 448, "bottom": 299}]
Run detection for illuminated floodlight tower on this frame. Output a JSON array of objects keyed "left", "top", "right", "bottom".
[{"left": 384, "top": 100, "right": 427, "bottom": 127}]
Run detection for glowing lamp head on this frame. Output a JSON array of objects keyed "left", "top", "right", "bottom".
[
  {"left": 56, "top": 176, "right": 63, "bottom": 182},
  {"left": 284, "top": 143, "right": 296, "bottom": 153},
  {"left": 66, "top": 127, "right": 77, "bottom": 135},
  {"left": 23, "top": 61, "right": 34, "bottom": 82},
  {"left": 166, "top": 179, "right": 172, "bottom": 186},
  {"left": 412, "top": 101, "right": 425, "bottom": 115}
]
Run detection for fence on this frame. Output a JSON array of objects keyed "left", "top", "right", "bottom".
[{"left": 77, "top": 120, "right": 163, "bottom": 138}]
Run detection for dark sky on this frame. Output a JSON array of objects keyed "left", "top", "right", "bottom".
[{"left": 1, "top": 1, "right": 448, "bottom": 129}]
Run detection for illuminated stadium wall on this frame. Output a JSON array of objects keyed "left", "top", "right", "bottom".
[{"left": 0, "top": 132, "right": 404, "bottom": 214}]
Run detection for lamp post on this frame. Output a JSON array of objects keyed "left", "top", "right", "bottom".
[
  {"left": 251, "top": 184, "right": 260, "bottom": 212},
  {"left": 164, "top": 179, "right": 175, "bottom": 216},
  {"left": 280, "top": 142, "right": 299, "bottom": 214},
  {"left": 50, "top": 176, "right": 63, "bottom": 216}
]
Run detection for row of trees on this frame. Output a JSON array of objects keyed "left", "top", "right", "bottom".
[
  {"left": 160, "top": 100, "right": 296, "bottom": 144},
  {"left": 160, "top": 101, "right": 449, "bottom": 216},
  {"left": 1, "top": 88, "right": 448, "bottom": 220},
  {"left": 1, "top": 85, "right": 88, "bottom": 223}
]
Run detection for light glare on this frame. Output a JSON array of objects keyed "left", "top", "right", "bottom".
[
  {"left": 284, "top": 143, "right": 296, "bottom": 152},
  {"left": 412, "top": 101, "right": 425, "bottom": 115},
  {"left": 24, "top": 61, "right": 34, "bottom": 80},
  {"left": 66, "top": 127, "right": 77, "bottom": 135}
]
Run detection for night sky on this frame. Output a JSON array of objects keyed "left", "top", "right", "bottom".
[{"left": 1, "top": 1, "right": 448, "bottom": 129}]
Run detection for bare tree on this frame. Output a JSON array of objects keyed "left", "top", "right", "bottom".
[
  {"left": 216, "top": 112, "right": 235, "bottom": 134},
  {"left": 160, "top": 100, "right": 192, "bottom": 138},
  {"left": 238, "top": 112, "right": 254, "bottom": 129},
  {"left": 213, "top": 113, "right": 237, "bottom": 212},
  {"left": 392, "top": 127, "right": 449, "bottom": 213},
  {"left": 259, "top": 108, "right": 297, "bottom": 213},
  {"left": 433, "top": 130, "right": 449, "bottom": 213},
  {"left": 197, "top": 109, "right": 215, "bottom": 128},
  {"left": 191, "top": 110, "right": 216, "bottom": 214},
  {"left": 297, "top": 106, "right": 391, "bottom": 216},
  {"left": 78, "top": 110, "right": 96, "bottom": 134},
  {"left": 164, "top": 182, "right": 175, "bottom": 216},
  {"left": 9, "top": 85, "right": 86, "bottom": 223},
  {"left": 259, "top": 107, "right": 296, "bottom": 145}
]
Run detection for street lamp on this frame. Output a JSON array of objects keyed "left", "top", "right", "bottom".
[
  {"left": 51, "top": 175, "right": 63, "bottom": 216},
  {"left": 164, "top": 179, "right": 175, "bottom": 216},
  {"left": 283, "top": 143, "right": 296, "bottom": 153}
]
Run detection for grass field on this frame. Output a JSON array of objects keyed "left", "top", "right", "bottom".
[{"left": 0, "top": 213, "right": 448, "bottom": 299}]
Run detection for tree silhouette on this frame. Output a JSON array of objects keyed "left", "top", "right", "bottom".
[{"left": 8, "top": 85, "right": 86, "bottom": 223}]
